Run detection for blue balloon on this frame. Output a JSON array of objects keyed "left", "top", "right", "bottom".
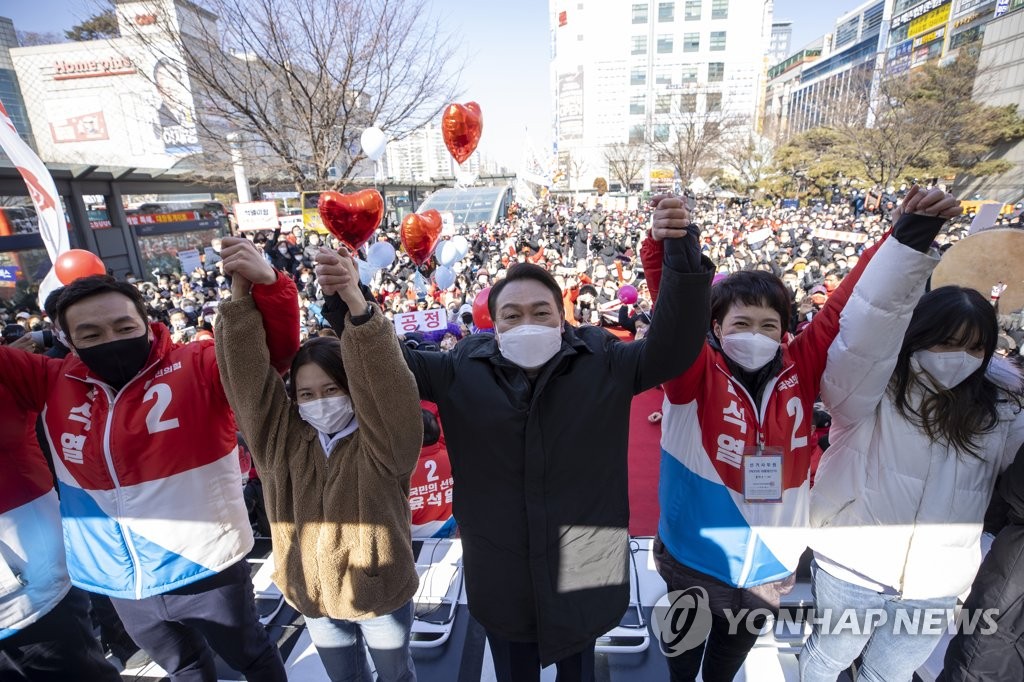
[
  {"left": 367, "top": 241, "right": 396, "bottom": 269},
  {"left": 434, "top": 265, "right": 456, "bottom": 290},
  {"left": 437, "top": 241, "right": 460, "bottom": 267}
]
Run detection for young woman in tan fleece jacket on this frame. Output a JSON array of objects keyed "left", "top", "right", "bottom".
[{"left": 215, "top": 247, "right": 423, "bottom": 682}]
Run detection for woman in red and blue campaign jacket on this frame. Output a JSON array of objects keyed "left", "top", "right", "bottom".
[
  {"left": 411, "top": 403, "right": 456, "bottom": 539},
  {"left": 0, "top": 257, "right": 298, "bottom": 603},
  {"left": 0, "top": 383, "right": 67, "bottom": 640},
  {"left": 640, "top": 197, "right": 886, "bottom": 680},
  {"left": 1, "top": 376, "right": 121, "bottom": 680}
]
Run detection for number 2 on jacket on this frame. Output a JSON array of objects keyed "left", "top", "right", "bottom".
[
  {"left": 786, "top": 397, "right": 808, "bottom": 450},
  {"left": 144, "top": 384, "right": 180, "bottom": 434}
]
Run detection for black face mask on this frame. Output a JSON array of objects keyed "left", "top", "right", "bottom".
[{"left": 75, "top": 333, "right": 152, "bottom": 391}]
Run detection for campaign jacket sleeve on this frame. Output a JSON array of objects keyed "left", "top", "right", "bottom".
[
  {"left": 640, "top": 234, "right": 664, "bottom": 304},
  {"left": 251, "top": 269, "right": 301, "bottom": 374},
  {"left": 214, "top": 294, "right": 295, "bottom": 471},
  {"left": 819, "top": 229, "right": 939, "bottom": 426},
  {"left": 0, "top": 347, "right": 53, "bottom": 413},
  {"left": 787, "top": 234, "right": 888, "bottom": 395},
  {"left": 339, "top": 305, "right": 423, "bottom": 477},
  {"left": 610, "top": 230, "right": 712, "bottom": 394}
]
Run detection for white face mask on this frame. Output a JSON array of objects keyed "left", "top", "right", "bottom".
[
  {"left": 497, "top": 324, "right": 562, "bottom": 370},
  {"left": 298, "top": 395, "right": 354, "bottom": 434},
  {"left": 912, "top": 350, "right": 983, "bottom": 390},
  {"left": 720, "top": 332, "right": 780, "bottom": 371}
]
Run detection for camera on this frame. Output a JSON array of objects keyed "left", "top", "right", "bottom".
[{"left": 2, "top": 324, "right": 25, "bottom": 343}]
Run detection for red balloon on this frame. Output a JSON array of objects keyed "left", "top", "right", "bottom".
[
  {"left": 317, "top": 189, "right": 384, "bottom": 251},
  {"left": 472, "top": 287, "right": 493, "bottom": 330},
  {"left": 400, "top": 209, "right": 443, "bottom": 266},
  {"left": 442, "top": 102, "right": 483, "bottom": 165},
  {"left": 54, "top": 249, "right": 106, "bottom": 285}
]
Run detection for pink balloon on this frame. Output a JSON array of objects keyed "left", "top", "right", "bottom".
[{"left": 617, "top": 284, "right": 638, "bottom": 305}]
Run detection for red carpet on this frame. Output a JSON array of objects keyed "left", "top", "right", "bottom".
[{"left": 627, "top": 387, "right": 665, "bottom": 536}]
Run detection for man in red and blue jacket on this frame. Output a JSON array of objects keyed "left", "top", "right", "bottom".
[
  {"left": 0, "top": 238, "right": 296, "bottom": 681},
  {"left": 0, "top": 367, "right": 121, "bottom": 679}
]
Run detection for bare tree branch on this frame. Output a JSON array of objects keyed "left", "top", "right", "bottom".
[
  {"left": 118, "top": 0, "right": 463, "bottom": 191},
  {"left": 602, "top": 143, "right": 645, "bottom": 191}
]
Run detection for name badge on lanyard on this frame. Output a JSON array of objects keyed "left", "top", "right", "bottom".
[{"left": 742, "top": 445, "right": 784, "bottom": 504}]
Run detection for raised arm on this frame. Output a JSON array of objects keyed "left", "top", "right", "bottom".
[
  {"left": 214, "top": 293, "right": 296, "bottom": 472},
  {"left": 0, "top": 336, "right": 54, "bottom": 413},
  {"left": 786, "top": 233, "right": 888, "bottom": 390},
  {"left": 821, "top": 187, "right": 961, "bottom": 425},
  {"left": 316, "top": 248, "right": 423, "bottom": 477},
  {"left": 220, "top": 236, "right": 300, "bottom": 374},
  {"left": 317, "top": 248, "right": 452, "bottom": 404},
  {"left": 610, "top": 196, "right": 713, "bottom": 393}
]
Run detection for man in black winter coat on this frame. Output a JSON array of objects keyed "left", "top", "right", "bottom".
[
  {"left": 323, "top": 196, "right": 712, "bottom": 681},
  {"left": 940, "top": 441, "right": 1024, "bottom": 682}
]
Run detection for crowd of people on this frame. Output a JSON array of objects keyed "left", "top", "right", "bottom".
[{"left": 1, "top": 186, "right": 1023, "bottom": 682}]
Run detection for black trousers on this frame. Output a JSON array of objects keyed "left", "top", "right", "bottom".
[
  {"left": 110, "top": 560, "right": 286, "bottom": 682},
  {"left": 665, "top": 611, "right": 765, "bottom": 682},
  {"left": 0, "top": 587, "right": 121, "bottom": 682},
  {"left": 485, "top": 630, "right": 595, "bottom": 682}
]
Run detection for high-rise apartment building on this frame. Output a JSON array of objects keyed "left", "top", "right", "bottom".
[
  {"left": 384, "top": 122, "right": 482, "bottom": 184},
  {"left": 550, "top": 0, "right": 774, "bottom": 191},
  {"left": 769, "top": 20, "right": 793, "bottom": 65}
]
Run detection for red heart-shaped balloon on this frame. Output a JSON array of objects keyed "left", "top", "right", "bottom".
[
  {"left": 317, "top": 189, "right": 384, "bottom": 251},
  {"left": 442, "top": 102, "right": 483, "bottom": 165},
  {"left": 400, "top": 209, "right": 443, "bottom": 266}
]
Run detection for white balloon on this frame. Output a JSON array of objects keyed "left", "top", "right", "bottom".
[
  {"left": 451, "top": 235, "right": 470, "bottom": 260},
  {"left": 413, "top": 271, "right": 428, "bottom": 295},
  {"left": 356, "top": 258, "right": 374, "bottom": 286},
  {"left": 434, "top": 265, "right": 456, "bottom": 290},
  {"left": 437, "top": 241, "right": 460, "bottom": 267},
  {"left": 360, "top": 127, "right": 387, "bottom": 161},
  {"left": 366, "top": 241, "right": 396, "bottom": 269}
]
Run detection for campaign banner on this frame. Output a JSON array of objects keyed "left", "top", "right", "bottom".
[
  {"left": 177, "top": 248, "right": 203, "bottom": 275},
  {"left": 234, "top": 201, "right": 279, "bottom": 232},
  {"left": 813, "top": 228, "right": 869, "bottom": 244},
  {"left": 393, "top": 309, "right": 449, "bottom": 335},
  {"left": 0, "top": 265, "right": 22, "bottom": 287},
  {"left": 0, "top": 98, "right": 70, "bottom": 308},
  {"left": 746, "top": 226, "right": 774, "bottom": 244}
]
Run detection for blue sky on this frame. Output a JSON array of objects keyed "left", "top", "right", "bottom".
[{"left": 3, "top": 0, "right": 839, "bottom": 167}]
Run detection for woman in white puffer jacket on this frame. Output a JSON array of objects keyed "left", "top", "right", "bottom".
[{"left": 801, "top": 187, "right": 1024, "bottom": 682}]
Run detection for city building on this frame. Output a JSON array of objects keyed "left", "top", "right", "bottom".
[
  {"left": 954, "top": 1, "right": 1024, "bottom": 203},
  {"left": 549, "top": 0, "right": 774, "bottom": 191},
  {"left": 763, "top": 0, "right": 886, "bottom": 138},
  {"left": 384, "top": 121, "right": 483, "bottom": 183},
  {"left": 9, "top": 0, "right": 209, "bottom": 169},
  {"left": 762, "top": 40, "right": 823, "bottom": 142},
  {"left": 769, "top": 20, "right": 793, "bottom": 65},
  {"left": 0, "top": 16, "right": 34, "bottom": 146}
]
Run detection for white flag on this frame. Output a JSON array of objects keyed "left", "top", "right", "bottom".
[{"left": 0, "top": 99, "right": 71, "bottom": 308}]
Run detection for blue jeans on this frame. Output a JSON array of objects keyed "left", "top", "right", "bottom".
[
  {"left": 304, "top": 601, "right": 416, "bottom": 682},
  {"left": 800, "top": 561, "right": 956, "bottom": 682}
]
